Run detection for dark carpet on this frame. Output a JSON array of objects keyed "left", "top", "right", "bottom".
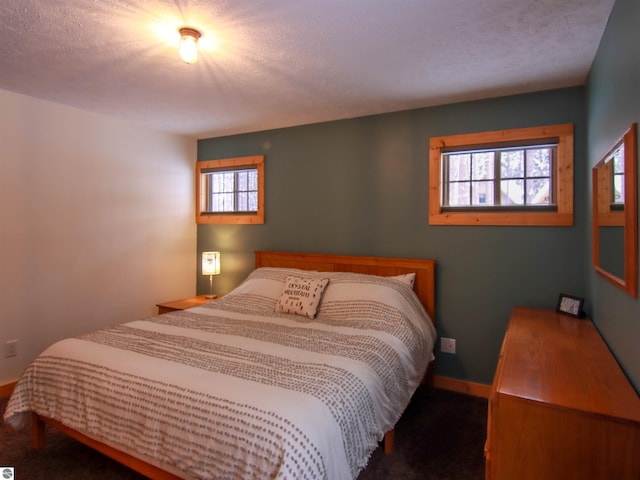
[{"left": 0, "top": 388, "right": 487, "bottom": 479}]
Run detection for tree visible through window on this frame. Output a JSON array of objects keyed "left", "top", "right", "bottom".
[{"left": 205, "top": 168, "right": 259, "bottom": 213}]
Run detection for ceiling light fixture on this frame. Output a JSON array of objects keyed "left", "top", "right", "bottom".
[{"left": 178, "top": 27, "right": 201, "bottom": 64}]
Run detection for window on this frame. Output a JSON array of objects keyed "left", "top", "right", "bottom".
[
  {"left": 443, "top": 145, "right": 555, "bottom": 208},
  {"left": 429, "top": 124, "right": 574, "bottom": 226},
  {"left": 196, "top": 155, "right": 265, "bottom": 224},
  {"left": 205, "top": 168, "right": 258, "bottom": 213}
]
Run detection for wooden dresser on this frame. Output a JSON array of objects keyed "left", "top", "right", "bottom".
[{"left": 485, "top": 307, "right": 640, "bottom": 480}]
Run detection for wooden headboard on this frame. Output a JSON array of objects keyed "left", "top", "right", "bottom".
[{"left": 255, "top": 251, "right": 436, "bottom": 322}]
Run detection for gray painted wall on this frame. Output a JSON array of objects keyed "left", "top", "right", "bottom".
[
  {"left": 587, "top": 0, "right": 640, "bottom": 393},
  {"left": 198, "top": 87, "right": 587, "bottom": 386}
]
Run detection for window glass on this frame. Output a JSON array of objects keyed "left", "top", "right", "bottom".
[
  {"left": 204, "top": 168, "right": 258, "bottom": 213},
  {"left": 612, "top": 145, "right": 625, "bottom": 204},
  {"left": 443, "top": 145, "right": 554, "bottom": 209}
]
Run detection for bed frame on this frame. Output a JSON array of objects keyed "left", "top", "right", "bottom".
[{"left": 31, "top": 251, "right": 437, "bottom": 479}]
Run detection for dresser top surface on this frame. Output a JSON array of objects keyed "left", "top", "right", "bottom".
[{"left": 497, "top": 307, "right": 640, "bottom": 422}]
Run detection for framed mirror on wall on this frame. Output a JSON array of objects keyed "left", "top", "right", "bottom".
[{"left": 592, "top": 123, "right": 638, "bottom": 298}]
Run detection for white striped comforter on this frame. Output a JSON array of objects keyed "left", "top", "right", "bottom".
[{"left": 4, "top": 268, "right": 436, "bottom": 480}]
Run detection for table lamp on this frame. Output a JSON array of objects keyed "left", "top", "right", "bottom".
[{"left": 202, "top": 251, "right": 220, "bottom": 299}]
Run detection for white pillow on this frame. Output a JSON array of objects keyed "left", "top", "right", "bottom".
[
  {"left": 276, "top": 276, "right": 329, "bottom": 319},
  {"left": 391, "top": 273, "right": 416, "bottom": 287}
]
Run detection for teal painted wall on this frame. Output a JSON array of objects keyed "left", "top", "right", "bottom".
[
  {"left": 198, "top": 87, "right": 587, "bottom": 386},
  {"left": 587, "top": 0, "right": 640, "bottom": 393}
]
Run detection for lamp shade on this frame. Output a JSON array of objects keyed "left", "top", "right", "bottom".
[{"left": 202, "top": 251, "right": 220, "bottom": 276}]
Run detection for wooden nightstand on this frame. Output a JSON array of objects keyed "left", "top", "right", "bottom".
[{"left": 156, "top": 295, "right": 215, "bottom": 314}]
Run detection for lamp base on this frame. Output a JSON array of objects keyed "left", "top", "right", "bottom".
[{"left": 205, "top": 294, "right": 218, "bottom": 299}]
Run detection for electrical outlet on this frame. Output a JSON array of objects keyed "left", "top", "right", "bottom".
[
  {"left": 440, "top": 337, "right": 456, "bottom": 354},
  {"left": 5, "top": 340, "right": 18, "bottom": 358}
]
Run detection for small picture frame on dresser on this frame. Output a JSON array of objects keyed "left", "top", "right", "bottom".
[{"left": 556, "top": 293, "right": 585, "bottom": 318}]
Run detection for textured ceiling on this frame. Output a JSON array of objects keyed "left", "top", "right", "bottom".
[{"left": 0, "top": 0, "right": 614, "bottom": 139}]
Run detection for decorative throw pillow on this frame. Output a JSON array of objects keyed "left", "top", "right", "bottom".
[{"left": 276, "top": 276, "right": 329, "bottom": 319}]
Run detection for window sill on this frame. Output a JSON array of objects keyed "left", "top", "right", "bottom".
[{"left": 429, "top": 211, "right": 573, "bottom": 226}]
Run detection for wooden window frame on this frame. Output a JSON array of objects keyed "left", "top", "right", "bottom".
[
  {"left": 196, "top": 155, "right": 265, "bottom": 224},
  {"left": 429, "top": 124, "right": 574, "bottom": 226}
]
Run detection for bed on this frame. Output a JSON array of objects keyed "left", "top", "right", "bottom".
[{"left": 4, "top": 251, "right": 436, "bottom": 480}]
